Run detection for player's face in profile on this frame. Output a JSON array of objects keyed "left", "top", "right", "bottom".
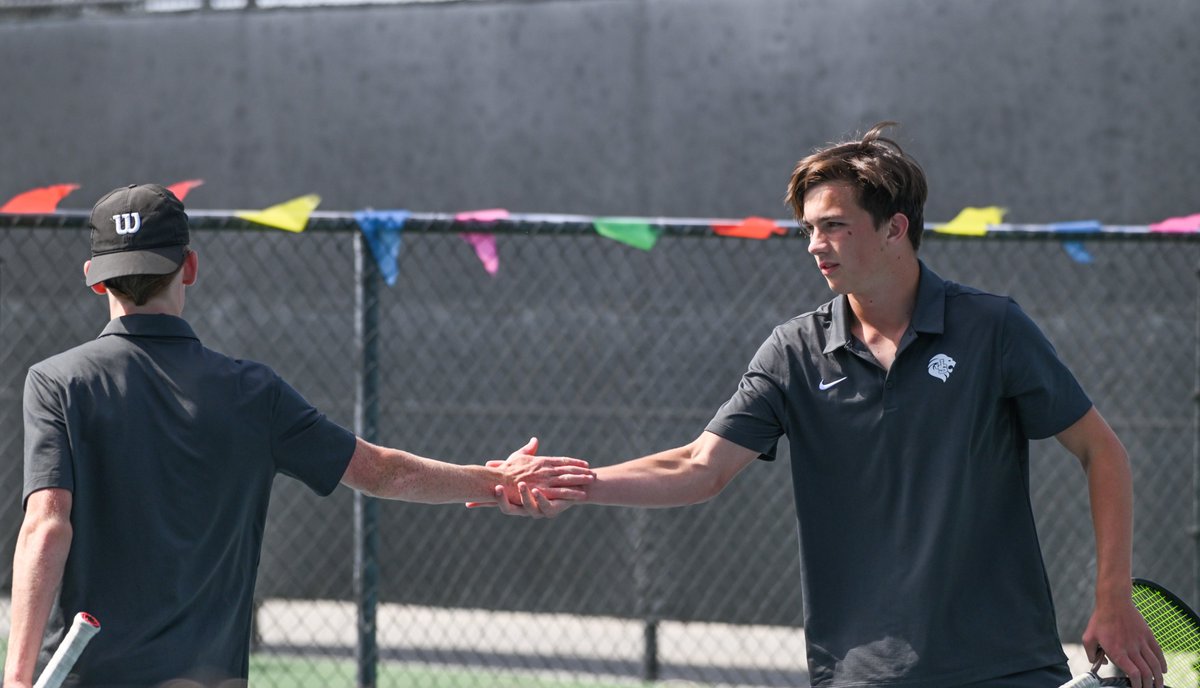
[{"left": 803, "top": 181, "right": 890, "bottom": 295}]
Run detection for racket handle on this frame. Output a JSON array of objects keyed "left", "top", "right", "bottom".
[
  {"left": 33, "top": 612, "right": 101, "bottom": 688},
  {"left": 1058, "top": 673, "right": 1101, "bottom": 688}
]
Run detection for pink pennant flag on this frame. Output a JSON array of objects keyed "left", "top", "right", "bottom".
[
  {"left": 454, "top": 209, "right": 507, "bottom": 275},
  {"left": 0, "top": 183, "right": 80, "bottom": 213},
  {"left": 167, "top": 179, "right": 204, "bottom": 201},
  {"left": 461, "top": 233, "right": 499, "bottom": 275},
  {"left": 455, "top": 208, "right": 510, "bottom": 222},
  {"left": 1149, "top": 213, "right": 1200, "bottom": 233}
]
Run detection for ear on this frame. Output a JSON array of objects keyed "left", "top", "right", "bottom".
[
  {"left": 181, "top": 250, "right": 199, "bottom": 286},
  {"left": 886, "top": 213, "right": 910, "bottom": 244},
  {"left": 83, "top": 260, "right": 107, "bottom": 295}
]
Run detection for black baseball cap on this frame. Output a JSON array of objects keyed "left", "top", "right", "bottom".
[{"left": 86, "top": 184, "right": 191, "bottom": 287}]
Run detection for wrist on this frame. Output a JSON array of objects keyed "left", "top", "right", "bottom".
[{"left": 1095, "top": 576, "right": 1133, "bottom": 606}]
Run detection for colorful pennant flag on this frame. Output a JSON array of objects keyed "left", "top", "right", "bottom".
[
  {"left": 235, "top": 194, "right": 320, "bottom": 233},
  {"left": 1061, "top": 242, "right": 1094, "bottom": 264},
  {"left": 455, "top": 208, "right": 510, "bottom": 223},
  {"left": 713, "top": 216, "right": 786, "bottom": 240},
  {"left": 0, "top": 183, "right": 80, "bottom": 213},
  {"left": 452, "top": 209, "right": 507, "bottom": 275},
  {"left": 1149, "top": 213, "right": 1200, "bottom": 233},
  {"left": 593, "top": 217, "right": 660, "bottom": 251},
  {"left": 933, "top": 206, "right": 1006, "bottom": 236},
  {"left": 167, "top": 179, "right": 204, "bottom": 201},
  {"left": 461, "top": 233, "right": 499, "bottom": 275},
  {"left": 1048, "top": 220, "right": 1102, "bottom": 233},
  {"left": 354, "top": 210, "right": 409, "bottom": 286}
]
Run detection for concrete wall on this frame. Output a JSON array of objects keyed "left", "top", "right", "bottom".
[{"left": 1, "top": 0, "right": 1197, "bottom": 223}]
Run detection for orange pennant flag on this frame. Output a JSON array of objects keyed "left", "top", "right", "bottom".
[
  {"left": 712, "top": 216, "right": 786, "bottom": 240},
  {"left": 0, "top": 184, "right": 80, "bottom": 213},
  {"left": 167, "top": 179, "right": 204, "bottom": 201}
]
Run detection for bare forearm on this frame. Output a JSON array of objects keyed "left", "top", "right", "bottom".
[
  {"left": 5, "top": 514, "right": 72, "bottom": 685},
  {"left": 1057, "top": 408, "right": 1135, "bottom": 603},
  {"left": 587, "top": 445, "right": 726, "bottom": 507},
  {"left": 1084, "top": 443, "right": 1135, "bottom": 602},
  {"left": 355, "top": 444, "right": 502, "bottom": 503},
  {"left": 343, "top": 437, "right": 593, "bottom": 503}
]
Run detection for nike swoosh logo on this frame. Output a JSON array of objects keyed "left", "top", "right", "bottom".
[{"left": 818, "top": 376, "right": 847, "bottom": 391}]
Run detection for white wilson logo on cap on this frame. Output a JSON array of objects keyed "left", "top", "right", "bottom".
[{"left": 112, "top": 212, "right": 142, "bottom": 235}]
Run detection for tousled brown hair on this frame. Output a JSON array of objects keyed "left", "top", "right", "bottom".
[
  {"left": 785, "top": 121, "right": 928, "bottom": 249},
  {"left": 103, "top": 252, "right": 187, "bottom": 306}
]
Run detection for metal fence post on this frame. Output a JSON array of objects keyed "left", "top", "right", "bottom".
[
  {"left": 354, "top": 231, "right": 380, "bottom": 688},
  {"left": 630, "top": 474, "right": 661, "bottom": 681}
]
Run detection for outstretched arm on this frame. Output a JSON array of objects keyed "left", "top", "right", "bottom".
[
  {"left": 475, "top": 431, "right": 760, "bottom": 517},
  {"left": 586, "top": 431, "right": 760, "bottom": 507},
  {"left": 1056, "top": 406, "right": 1165, "bottom": 688},
  {"left": 4, "top": 488, "right": 73, "bottom": 688},
  {"left": 340, "top": 436, "right": 593, "bottom": 504}
]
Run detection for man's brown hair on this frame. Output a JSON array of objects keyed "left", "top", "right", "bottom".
[
  {"left": 785, "top": 121, "right": 928, "bottom": 249},
  {"left": 103, "top": 251, "right": 187, "bottom": 306}
]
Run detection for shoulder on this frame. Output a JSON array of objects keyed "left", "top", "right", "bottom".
[
  {"left": 772, "top": 299, "right": 836, "bottom": 343},
  {"left": 744, "top": 300, "right": 836, "bottom": 375},
  {"left": 941, "top": 279, "right": 1020, "bottom": 325},
  {"left": 27, "top": 337, "right": 118, "bottom": 387},
  {"left": 200, "top": 348, "right": 287, "bottom": 394},
  {"left": 763, "top": 298, "right": 838, "bottom": 359},
  {"left": 942, "top": 279, "right": 1012, "bottom": 308}
]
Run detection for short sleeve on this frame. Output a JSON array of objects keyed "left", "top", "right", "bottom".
[
  {"left": 23, "top": 367, "right": 74, "bottom": 508},
  {"left": 1001, "top": 299, "right": 1092, "bottom": 439},
  {"left": 270, "top": 375, "right": 357, "bottom": 496},
  {"left": 705, "top": 331, "right": 788, "bottom": 460}
]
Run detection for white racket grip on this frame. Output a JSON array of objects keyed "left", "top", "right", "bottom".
[
  {"left": 34, "top": 612, "right": 101, "bottom": 688},
  {"left": 1057, "top": 673, "right": 1101, "bottom": 688}
]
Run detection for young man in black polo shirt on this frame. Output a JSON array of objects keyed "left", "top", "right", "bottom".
[
  {"left": 484, "top": 124, "right": 1166, "bottom": 688},
  {"left": 4, "top": 184, "right": 595, "bottom": 688}
]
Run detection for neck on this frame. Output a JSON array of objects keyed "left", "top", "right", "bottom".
[
  {"left": 108, "top": 294, "right": 184, "bottom": 320},
  {"left": 847, "top": 257, "right": 921, "bottom": 333}
]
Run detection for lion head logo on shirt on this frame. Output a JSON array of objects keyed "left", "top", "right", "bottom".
[{"left": 927, "top": 354, "right": 956, "bottom": 382}]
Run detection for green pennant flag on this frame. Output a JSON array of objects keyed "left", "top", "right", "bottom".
[{"left": 593, "top": 217, "right": 660, "bottom": 251}]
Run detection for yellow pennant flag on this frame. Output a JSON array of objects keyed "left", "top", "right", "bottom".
[
  {"left": 933, "top": 206, "right": 1006, "bottom": 236},
  {"left": 236, "top": 194, "right": 321, "bottom": 233}
]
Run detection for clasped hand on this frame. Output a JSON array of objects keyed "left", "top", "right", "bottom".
[{"left": 469, "top": 437, "right": 589, "bottom": 518}]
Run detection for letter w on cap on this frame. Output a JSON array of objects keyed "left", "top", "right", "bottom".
[{"left": 113, "top": 212, "right": 141, "bottom": 235}]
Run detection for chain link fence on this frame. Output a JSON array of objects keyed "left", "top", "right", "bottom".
[{"left": 1, "top": 215, "right": 1196, "bottom": 686}]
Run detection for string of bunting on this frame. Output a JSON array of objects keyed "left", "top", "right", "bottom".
[{"left": 2, "top": 184, "right": 1199, "bottom": 284}]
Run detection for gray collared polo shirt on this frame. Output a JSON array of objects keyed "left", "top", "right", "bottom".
[
  {"left": 706, "top": 262, "right": 1092, "bottom": 688},
  {"left": 23, "top": 314, "right": 357, "bottom": 686}
]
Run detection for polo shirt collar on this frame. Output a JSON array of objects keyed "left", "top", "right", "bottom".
[
  {"left": 822, "top": 260, "right": 946, "bottom": 354},
  {"left": 99, "top": 314, "right": 199, "bottom": 341}
]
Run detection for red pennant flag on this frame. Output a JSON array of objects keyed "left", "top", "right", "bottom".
[
  {"left": 167, "top": 179, "right": 204, "bottom": 201},
  {"left": 0, "top": 184, "right": 80, "bottom": 213},
  {"left": 712, "top": 216, "right": 786, "bottom": 240}
]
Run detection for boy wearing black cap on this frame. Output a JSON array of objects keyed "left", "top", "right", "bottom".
[{"left": 4, "top": 184, "right": 594, "bottom": 688}]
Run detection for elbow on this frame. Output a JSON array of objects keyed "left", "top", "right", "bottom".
[
  {"left": 687, "top": 457, "right": 737, "bottom": 505},
  {"left": 697, "top": 470, "right": 736, "bottom": 504},
  {"left": 23, "top": 513, "right": 73, "bottom": 551}
]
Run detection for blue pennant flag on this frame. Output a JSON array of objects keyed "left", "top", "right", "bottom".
[
  {"left": 1061, "top": 241, "right": 1094, "bottom": 264},
  {"left": 1048, "top": 220, "right": 1102, "bottom": 233},
  {"left": 354, "top": 210, "right": 410, "bottom": 286}
]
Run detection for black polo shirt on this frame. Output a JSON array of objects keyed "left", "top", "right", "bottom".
[
  {"left": 706, "top": 262, "right": 1092, "bottom": 688},
  {"left": 23, "top": 314, "right": 356, "bottom": 687}
]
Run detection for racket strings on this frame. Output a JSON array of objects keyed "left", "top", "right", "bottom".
[
  {"left": 1132, "top": 589, "right": 1200, "bottom": 653},
  {"left": 1130, "top": 585, "right": 1200, "bottom": 688}
]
